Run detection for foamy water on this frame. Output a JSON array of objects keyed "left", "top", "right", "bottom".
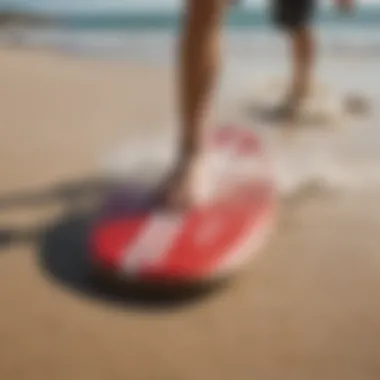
[{"left": 3, "top": 26, "right": 380, "bottom": 63}]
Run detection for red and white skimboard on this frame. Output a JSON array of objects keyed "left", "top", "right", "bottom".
[{"left": 90, "top": 126, "right": 276, "bottom": 284}]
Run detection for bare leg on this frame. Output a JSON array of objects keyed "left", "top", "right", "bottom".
[
  {"left": 163, "top": 0, "right": 226, "bottom": 208},
  {"left": 286, "top": 27, "right": 315, "bottom": 112}
]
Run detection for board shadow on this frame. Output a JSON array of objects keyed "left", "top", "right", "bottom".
[{"left": 38, "top": 198, "right": 223, "bottom": 312}]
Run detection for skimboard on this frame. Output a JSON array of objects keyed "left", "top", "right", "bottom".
[{"left": 89, "top": 125, "right": 276, "bottom": 284}]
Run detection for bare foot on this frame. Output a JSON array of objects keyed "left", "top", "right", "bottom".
[{"left": 157, "top": 155, "right": 207, "bottom": 210}]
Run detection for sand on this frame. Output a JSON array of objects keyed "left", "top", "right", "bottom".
[{"left": 0, "top": 47, "right": 380, "bottom": 380}]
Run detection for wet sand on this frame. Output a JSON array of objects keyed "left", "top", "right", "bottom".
[{"left": 0, "top": 48, "right": 380, "bottom": 380}]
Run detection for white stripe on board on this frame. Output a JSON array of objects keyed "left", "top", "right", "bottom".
[{"left": 120, "top": 214, "right": 185, "bottom": 275}]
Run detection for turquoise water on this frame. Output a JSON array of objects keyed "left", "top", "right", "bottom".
[
  {"left": 51, "top": 7, "right": 380, "bottom": 30},
  {"left": 27, "top": 7, "right": 380, "bottom": 30},
  {"left": 1, "top": 0, "right": 380, "bottom": 30}
]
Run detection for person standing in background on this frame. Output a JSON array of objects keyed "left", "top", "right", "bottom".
[{"left": 271, "top": 0, "right": 353, "bottom": 117}]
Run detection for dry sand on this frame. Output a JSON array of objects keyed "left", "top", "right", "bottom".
[{"left": 0, "top": 48, "right": 380, "bottom": 380}]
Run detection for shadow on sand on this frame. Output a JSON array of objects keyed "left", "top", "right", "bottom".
[{"left": 0, "top": 178, "right": 222, "bottom": 311}]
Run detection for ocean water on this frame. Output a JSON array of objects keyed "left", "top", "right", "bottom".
[{"left": 1, "top": 3, "right": 380, "bottom": 59}]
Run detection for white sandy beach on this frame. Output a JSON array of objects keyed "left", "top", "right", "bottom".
[{"left": 0, "top": 43, "right": 380, "bottom": 380}]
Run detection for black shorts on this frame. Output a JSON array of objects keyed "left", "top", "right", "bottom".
[{"left": 271, "top": 0, "right": 316, "bottom": 30}]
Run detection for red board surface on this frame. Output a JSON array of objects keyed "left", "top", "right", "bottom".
[{"left": 90, "top": 126, "right": 275, "bottom": 282}]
